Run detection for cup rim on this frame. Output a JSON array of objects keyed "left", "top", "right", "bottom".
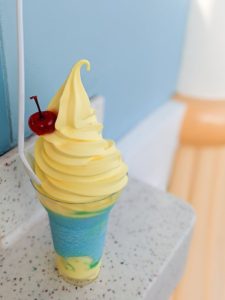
[{"left": 31, "top": 180, "right": 120, "bottom": 205}]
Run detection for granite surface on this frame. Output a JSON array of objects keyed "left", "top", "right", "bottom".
[
  {"left": 0, "top": 145, "right": 42, "bottom": 243},
  {"left": 0, "top": 152, "right": 195, "bottom": 300}
]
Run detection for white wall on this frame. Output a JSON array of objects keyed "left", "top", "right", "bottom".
[
  {"left": 118, "top": 102, "right": 186, "bottom": 191},
  {"left": 177, "top": 0, "right": 225, "bottom": 99}
]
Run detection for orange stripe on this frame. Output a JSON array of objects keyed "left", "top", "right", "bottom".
[{"left": 173, "top": 93, "right": 225, "bottom": 145}]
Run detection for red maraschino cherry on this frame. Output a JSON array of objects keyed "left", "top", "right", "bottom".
[{"left": 28, "top": 96, "right": 57, "bottom": 135}]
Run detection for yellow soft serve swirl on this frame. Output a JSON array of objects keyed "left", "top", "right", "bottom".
[{"left": 34, "top": 59, "right": 128, "bottom": 205}]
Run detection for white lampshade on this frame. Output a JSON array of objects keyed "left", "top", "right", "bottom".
[{"left": 177, "top": 0, "right": 225, "bottom": 99}]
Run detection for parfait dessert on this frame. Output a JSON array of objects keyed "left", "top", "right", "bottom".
[{"left": 29, "top": 59, "right": 128, "bottom": 285}]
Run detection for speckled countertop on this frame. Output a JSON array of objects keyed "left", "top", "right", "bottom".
[{"left": 0, "top": 149, "right": 195, "bottom": 300}]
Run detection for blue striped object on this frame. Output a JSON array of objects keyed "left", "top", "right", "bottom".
[
  {"left": 0, "top": 35, "right": 12, "bottom": 155},
  {"left": 48, "top": 208, "right": 112, "bottom": 262}
]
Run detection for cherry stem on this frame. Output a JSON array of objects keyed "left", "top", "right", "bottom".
[{"left": 30, "top": 96, "right": 44, "bottom": 119}]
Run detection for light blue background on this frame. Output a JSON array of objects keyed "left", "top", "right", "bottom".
[{"left": 0, "top": 0, "right": 189, "bottom": 154}]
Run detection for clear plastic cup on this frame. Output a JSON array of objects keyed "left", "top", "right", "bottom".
[{"left": 34, "top": 185, "right": 120, "bottom": 285}]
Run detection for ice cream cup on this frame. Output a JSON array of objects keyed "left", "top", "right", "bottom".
[{"left": 33, "top": 184, "right": 120, "bottom": 285}]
